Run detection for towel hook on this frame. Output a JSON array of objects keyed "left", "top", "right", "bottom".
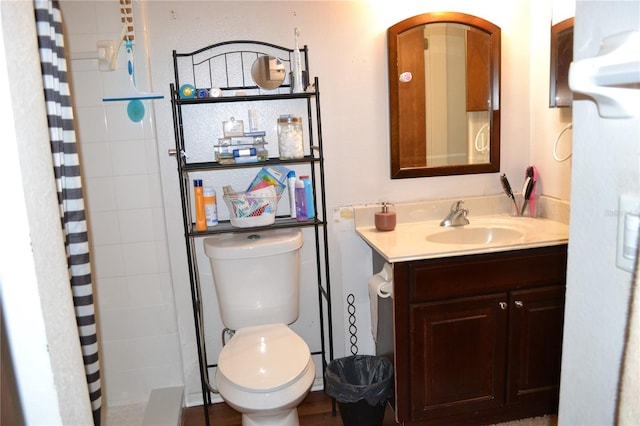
[{"left": 553, "top": 122, "right": 573, "bottom": 162}]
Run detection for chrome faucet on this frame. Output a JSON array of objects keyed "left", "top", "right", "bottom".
[{"left": 440, "top": 200, "right": 470, "bottom": 227}]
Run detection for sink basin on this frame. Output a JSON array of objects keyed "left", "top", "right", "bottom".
[{"left": 426, "top": 226, "right": 523, "bottom": 245}]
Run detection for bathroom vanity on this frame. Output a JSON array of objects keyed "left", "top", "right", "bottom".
[{"left": 355, "top": 197, "right": 570, "bottom": 425}]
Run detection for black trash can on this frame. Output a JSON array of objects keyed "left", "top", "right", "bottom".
[{"left": 325, "top": 355, "right": 394, "bottom": 426}]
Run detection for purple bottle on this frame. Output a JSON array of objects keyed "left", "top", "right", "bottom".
[{"left": 295, "top": 179, "right": 307, "bottom": 222}]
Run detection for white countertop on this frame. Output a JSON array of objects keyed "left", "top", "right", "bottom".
[{"left": 353, "top": 195, "right": 570, "bottom": 263}]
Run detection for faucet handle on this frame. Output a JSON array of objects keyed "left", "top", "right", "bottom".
[
  {"left": 441, "top": 200, "right": 469, "bottom": 227},
  {"left": 451, "top": 200, "right": 464, "bottom": 211}
]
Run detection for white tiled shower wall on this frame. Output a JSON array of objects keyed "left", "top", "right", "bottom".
[{"left": 61, "top": 0, "right": 183, "bottom": 408}]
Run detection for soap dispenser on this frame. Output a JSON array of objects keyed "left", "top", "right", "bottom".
[{"left": 375, "top": 202, "right": 396, "bottom": 232}]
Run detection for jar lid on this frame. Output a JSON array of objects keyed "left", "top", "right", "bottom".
[{"left": 278, "top": 115, "right": 301, "bottom": 123}]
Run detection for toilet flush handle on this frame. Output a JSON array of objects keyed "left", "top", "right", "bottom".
[{"left": 222, "top": 328, "right": 235, "bottom": 346}]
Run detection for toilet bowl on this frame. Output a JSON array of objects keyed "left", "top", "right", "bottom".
[
  {"left": 215, "top": 324, "right": 315, "bottom": 426},
  {"left": 203, "top": 229, "right": 313, "bottom": 426}
]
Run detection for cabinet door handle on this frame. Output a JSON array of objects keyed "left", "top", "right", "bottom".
[
  {"left": 168, "top": 149, "right": 177, "bottom": 156},
  {"left": 514, "top": 300, "right": 524, "bottom": 308},
  {"left": 499, "top": 301, "right": 508, "bottom": 310}
]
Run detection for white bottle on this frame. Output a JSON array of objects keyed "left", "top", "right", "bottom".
[
  {"left": 203, "top": 187, "right": 218, "bottom": 227},
  {"left": 287, "top": 171, "right": 297, "bottom": 219}
]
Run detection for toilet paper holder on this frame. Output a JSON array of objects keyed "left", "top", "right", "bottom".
[
  {"left": 369, "top": 263, "right": 393, "bottom": 346},
  {"left": 373, "top": 263, "right": 393, "bottom": 298}
]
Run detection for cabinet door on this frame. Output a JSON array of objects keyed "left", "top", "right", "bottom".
[
  {"left": 466, "top": 27, "right": 491, "bottom": 111},
  {"left": 507, "top": 285, "right": 565, "bottom": 408},
  {"left": 409, "top": 293, "right": 508, "bottom": 421},
  {"left": 396, "top": 26, "right": 427, "bottom": 168}
]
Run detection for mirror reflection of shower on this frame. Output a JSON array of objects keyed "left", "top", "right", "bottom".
[
  {"left": 470, "top": 123, "right": 490, "bottom": 164},
  {"left": 422, "top": 23, "right": 491, "bottom": 167}
]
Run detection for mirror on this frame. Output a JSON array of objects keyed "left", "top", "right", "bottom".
[
  {"left": 549, "top": 17, "right": 574, "bottom": 107},
  {"left": 251, "top": 55, "right": 285, "bottom": 90},
  {"left": 388, "top": 12, "right": 501, "bottom": 178}
]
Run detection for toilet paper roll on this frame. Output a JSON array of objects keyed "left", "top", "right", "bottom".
[
  {"left": 377, "top": 279, "right": 393, "bottom": 298},
  {"left": 369, "top": 263, "right": 393, "bottom": 342}
]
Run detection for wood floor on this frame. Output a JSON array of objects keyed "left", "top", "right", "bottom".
[
  {"left": 182, "top": 390, "right": 398, "bottom": 425},
  {"left": 182, "top": 390, "right": 557, "bottom": 426}
]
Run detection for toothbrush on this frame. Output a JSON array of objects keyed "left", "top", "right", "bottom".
[
  {"left": 292, "top": 27, "right": 304, "bottom": 93},
  {"left": 500, "top": 174, "right": 519, "bottom": 215},
  {"left": 529, "top": 166, "right": 538, "bottom": 217},
  {"left": 519, "top": 169, "right": 536, "bottom": 216}
]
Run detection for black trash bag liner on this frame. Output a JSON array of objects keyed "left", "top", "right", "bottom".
[
  {"left": 338, "top": 398, "right": 386, "bottom": 426},
  {"left": 325, "top": 355, "right": 394, "bottom": 406}
]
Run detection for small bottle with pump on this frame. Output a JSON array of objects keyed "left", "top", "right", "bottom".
[
  {"left": 294, "top": 179, "right": 308, "bottom": 222},
  {"left": 203, "top": 186, "right": 218, "bottom": 227},
  {"left": 287, "top": 171, "right": 297, "bottom": 219},
  {"left": 375, "top": 202, "right": 396, "bottom": 232},
  {"left": 193, "top": 179, "right": 207, "bottom": 231}
]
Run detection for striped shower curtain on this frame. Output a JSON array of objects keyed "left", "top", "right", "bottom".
[{"left": 34, "top": 1, "right": 102, "bottom": 424}]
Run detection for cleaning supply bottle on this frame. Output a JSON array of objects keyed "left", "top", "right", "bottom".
[
  {"left": 287, "top": 171, "right": 297, "bottom": 219},
  {"left": 203, "top": 186, "right": 218, "bottom": 227},
  {"left": 300, "top": 175, "right": 315, "bottom": 219},
  {"left": 294, "top": 179, "right": 307, "bottom": 222},
  {"left": 194, "top": 179, "right": 207, "bottom": 231},
  {"left": 375, "top": 202, "right": 396, "bottom": 232}
]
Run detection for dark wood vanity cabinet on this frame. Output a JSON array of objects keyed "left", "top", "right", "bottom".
[{"left": 392, "top": 245, "right": 567, "bottom": 425}]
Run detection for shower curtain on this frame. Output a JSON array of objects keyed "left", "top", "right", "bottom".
[{"left": 34, "top": 1, "right": 102, "bottom": 424}]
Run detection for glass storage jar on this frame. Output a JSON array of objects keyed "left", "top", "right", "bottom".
[{"left": 277, "top": 115, "right": 304, "bottom": 159}]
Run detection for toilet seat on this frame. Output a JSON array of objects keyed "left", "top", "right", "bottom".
[{"left": 218, "top": 323, "right": 312, "bottom": 393}]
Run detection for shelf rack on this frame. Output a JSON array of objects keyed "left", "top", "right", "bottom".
[{"left": 169, "top": 40, "right": 333, "bottom": 425}]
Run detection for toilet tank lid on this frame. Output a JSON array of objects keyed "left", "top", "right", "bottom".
[{"left": 203, "top": 228, "right": 303, "bottom": 260}]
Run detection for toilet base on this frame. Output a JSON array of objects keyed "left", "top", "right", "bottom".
[{"left": 242, "top": 407, "right": 299, "bottom": 426}]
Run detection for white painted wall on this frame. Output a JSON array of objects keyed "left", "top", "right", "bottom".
[
  {"left": 559, "top": 1, "right": 640, "bottom": 424},
  {"left": 530, "top": 0, "right": 574, "bottom": 201}
]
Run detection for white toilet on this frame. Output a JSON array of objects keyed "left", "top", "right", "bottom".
[{"left": 203, "top": 229, "right": 315, "bottom": 426}]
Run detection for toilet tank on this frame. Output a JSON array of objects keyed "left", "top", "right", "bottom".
[{"left": 203, "top": 229, "right": 303, "bottom": 330}]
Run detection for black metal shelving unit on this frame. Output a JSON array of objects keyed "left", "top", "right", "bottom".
[{"left": 169, "top": 40, "right": 333, "bottom": 425}]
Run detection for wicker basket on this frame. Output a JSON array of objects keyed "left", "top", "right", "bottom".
[{"left": 223, "top": 192, "right": 280, "bottom": 228}]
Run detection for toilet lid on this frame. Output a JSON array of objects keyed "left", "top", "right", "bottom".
[{"left": 218, "top": 324, "right": 311, "bottom": 392}]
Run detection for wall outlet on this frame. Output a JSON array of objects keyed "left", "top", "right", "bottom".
[{"left": 617, "top": 193, "right": 640, "bottom": 272}]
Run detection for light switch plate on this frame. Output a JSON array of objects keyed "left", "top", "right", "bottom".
[{"left": 617, "top": 193, "right": 640, "bottom": 272}]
